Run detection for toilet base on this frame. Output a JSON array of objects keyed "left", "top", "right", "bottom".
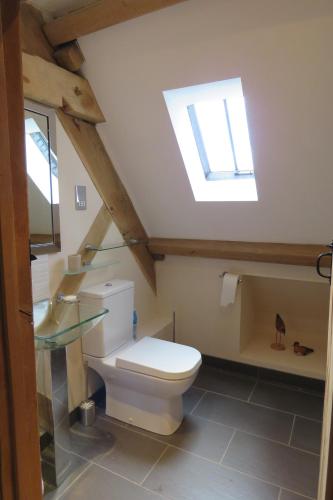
[{"left": 106, "top": 384, "right": 183, "bottom": 435}]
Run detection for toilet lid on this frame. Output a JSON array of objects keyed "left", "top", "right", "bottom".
[{"left": 115, "top": 337, "right": 202, "bottom": 380}]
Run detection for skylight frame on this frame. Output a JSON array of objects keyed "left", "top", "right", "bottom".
[{"left": 163, "top": 78, "right": 258, "bottom": 202}]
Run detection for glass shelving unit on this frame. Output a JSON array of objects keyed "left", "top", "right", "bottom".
[
  {"left": 63, "top": 260, "right": 119, "bottom": 276},
  {"left": 85, "top": 238, "right": 148, "bottom": 252},
  {"left": 33, "top": 299, "right": 108, "bottom": 350},
  {"left": 34, "top": 300, "right": 108, "bottom": 351}
]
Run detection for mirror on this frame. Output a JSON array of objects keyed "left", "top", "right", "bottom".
[{"left": 24, "top": 100, "right": 61, "bottom": 253}]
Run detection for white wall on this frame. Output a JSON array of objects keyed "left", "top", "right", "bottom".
[
  {"left": 79, "top": 0, "right": 333, "bottom": 244},
  {"left": 28, "top": 177, "right": 53, "bottom": 235}
]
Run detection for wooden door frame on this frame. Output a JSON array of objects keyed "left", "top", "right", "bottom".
[
  {"left": 0, "top": 0, "right": 42, "bottom": 498},
  {"left": 318, "top": 259, "right": 333, "bottom": 499}
]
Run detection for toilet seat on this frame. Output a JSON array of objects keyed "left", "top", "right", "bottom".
[{"left": 114, "top": 336, "right": 201, "bottom": 380}]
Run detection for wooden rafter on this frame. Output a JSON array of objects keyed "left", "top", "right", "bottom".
[
  {"left": 148, "top": 238, "right": 329, "bottom": 267},
  {"left": 43, "top": 0, "right": 188, "bottom": 47},
  {"left": 57, "top": 110, "right": 156, "bottom": 291},
  {"left": 22, "top": 52, "right": 105, "bottom": 123},
  {"left": 20, "top": 3, "right": 55, "bottom": 62}
]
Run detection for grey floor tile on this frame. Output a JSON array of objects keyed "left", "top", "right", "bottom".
[
  {"left": 223, "top": 431, "right": 319, "bottom": 498},
  {"left": 194, "top": 365, "right": 256, "bottom": 400},
  {"left": 138, "top": 413, "right": 235, "bottom": 462},
  {"left": 280, "top": 489, "right": 314, "bottom": 499},
  {"left": 61, "top": 464, "right": 162, "bottom": 499},
  {"left": 94, "top": 418, "right": 167, "bottom": 483},
  {"left": 291, "top": 417, "right": 322, "bottom": 454},
  {"left": 193, "top": 392, "right": 293, "bottom": 443},
  {"left": 250, "top": 382, "right": 323, "bottom": 421},
  {"left": 144, "top": 446, "right": 279, "bottom": 500},
  {"left": 57, "top": 419, "right": 116, "bottom": 461},
  {"left": 44, "top": 450, "right": 89, "bottom": 500},
  {"left": 95, "top": 407, "right": 129, "bottom": 428},
  {"left": 183, "top": 387, "right": 205, "bottom": 414}
]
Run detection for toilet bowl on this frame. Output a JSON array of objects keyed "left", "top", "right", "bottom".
[
  {"left": 79, "top": 280, "right": 202, "bottom": 435},
  {"left": 84, "top": 336, "right": 201, "bottom": 434}
]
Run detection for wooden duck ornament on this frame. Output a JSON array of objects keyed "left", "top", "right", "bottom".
[{"left": 293, "top": 342, "right": 314, "bottom": 356}]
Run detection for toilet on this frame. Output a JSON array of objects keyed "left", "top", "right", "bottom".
[{"left": 79, "top": 280, "right": 202, "bottom": 435}]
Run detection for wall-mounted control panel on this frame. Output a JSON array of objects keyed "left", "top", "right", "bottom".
[{"left": 75, "top": 185, "right": 87, "bottom": 211}]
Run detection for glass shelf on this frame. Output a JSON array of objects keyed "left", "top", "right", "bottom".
[
  {"left": 33, "top": 299, "right": 108, "bottom": 351},
  {"left": 64, "top": 260, "right": 119, "bottom": 276},
  {"left": 85, "top": 239, "right": 147, "bottom": 251}
]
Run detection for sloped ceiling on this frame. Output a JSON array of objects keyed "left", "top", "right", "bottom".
[{"left": 60, "top": 0, "right": 333, "bottom": 243}]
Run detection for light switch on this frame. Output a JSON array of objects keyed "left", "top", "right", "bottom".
[{"left": 75, "top": 185, "right": 87, "bottom": 210}]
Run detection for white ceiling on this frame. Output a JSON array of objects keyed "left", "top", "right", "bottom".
[
  {"left": 31, "top": 0, "right": 94, "bottom": 17},
  {"left": 76, "top": 0, "right": 333, "bottom": 244}
]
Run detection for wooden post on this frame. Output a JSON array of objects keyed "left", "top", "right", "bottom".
[{"left": 0, "top": 1, "right": 42, "bottom": 498}]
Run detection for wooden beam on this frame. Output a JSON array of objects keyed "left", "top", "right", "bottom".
[
  {"left": 43, "top": 0, "right": 187, "bottom": 47},
  {"left": 20, "top": 3, "right": 55, "bottom": 62},
  {"left": 57, "top": 110, "right": 156, "bottom": 292},
  {"left": 54, "top": 41, "right": 85, "bottom": 72},
  {"left": 21, "top": 5, "right": 85, "bottom": 72},
  {"left": 22, "top": 52, "right": 105, "bottom": 123},
  {"left": 0, "top": 0, "right": 42, "bottom": 497},
  {"left": 148, "top": 238, "right": 329, "bottom": 267}
]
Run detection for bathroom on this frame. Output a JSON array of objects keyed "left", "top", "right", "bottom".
[{"left": 1, "top": 1, "right": 333, "bottom": 499}]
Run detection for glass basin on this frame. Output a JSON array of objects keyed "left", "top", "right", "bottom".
[{"left": 33, "top": 299, "right": 108, "bottom": 351}]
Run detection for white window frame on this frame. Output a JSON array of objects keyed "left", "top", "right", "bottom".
[{"left": 163, "top": 78, "right": 258, "bottom": 202}]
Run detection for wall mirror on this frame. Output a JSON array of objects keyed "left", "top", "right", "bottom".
[{"left": 24, "top": 100, "right": 61, "bottom": 253}]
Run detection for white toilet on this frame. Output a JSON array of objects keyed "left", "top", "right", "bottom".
[{"left": 79, "top": 280, "right": 202, "bottom": 435}]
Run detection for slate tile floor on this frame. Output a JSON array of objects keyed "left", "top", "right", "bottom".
[{"left": 45, "top": 364, "right": 323, "bottom": 500}]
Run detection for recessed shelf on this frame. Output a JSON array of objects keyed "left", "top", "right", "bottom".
[
  {"left": 33, "top": 299, "right": 108, "bottom": 351},
  {"left": 239, "top": 275, "right": 329, "bottom": 380},
  {"left": 64, "top": 260, "right": 119, "bottom": 275},
  {"left": 240, "top": 329, "right": 327, "bottom": 380},
  {"left": 85, "top": 239, "right": 147, "bottom": 251}
]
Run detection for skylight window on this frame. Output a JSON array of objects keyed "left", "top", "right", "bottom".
[
  {"left": 25, "top": 118, "right": 59, "bottom": 204},
  {"left": 163, "top": 78, "right": 258, "bottom": 201}
]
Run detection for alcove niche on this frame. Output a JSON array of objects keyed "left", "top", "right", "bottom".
[{"left": 239, "top": 276, "right": 330, "bottom": 379}]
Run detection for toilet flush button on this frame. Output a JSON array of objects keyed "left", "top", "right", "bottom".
[{"left": 105, "top": 282, "right": 113, "bottom": 287}]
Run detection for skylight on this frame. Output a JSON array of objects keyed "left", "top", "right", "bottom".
[
  {"left": 163, "top": 78, "right": 258, "bottom": 201},
  {"left": 25, "top": 117, "right": 59, "bottom": 204}
]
